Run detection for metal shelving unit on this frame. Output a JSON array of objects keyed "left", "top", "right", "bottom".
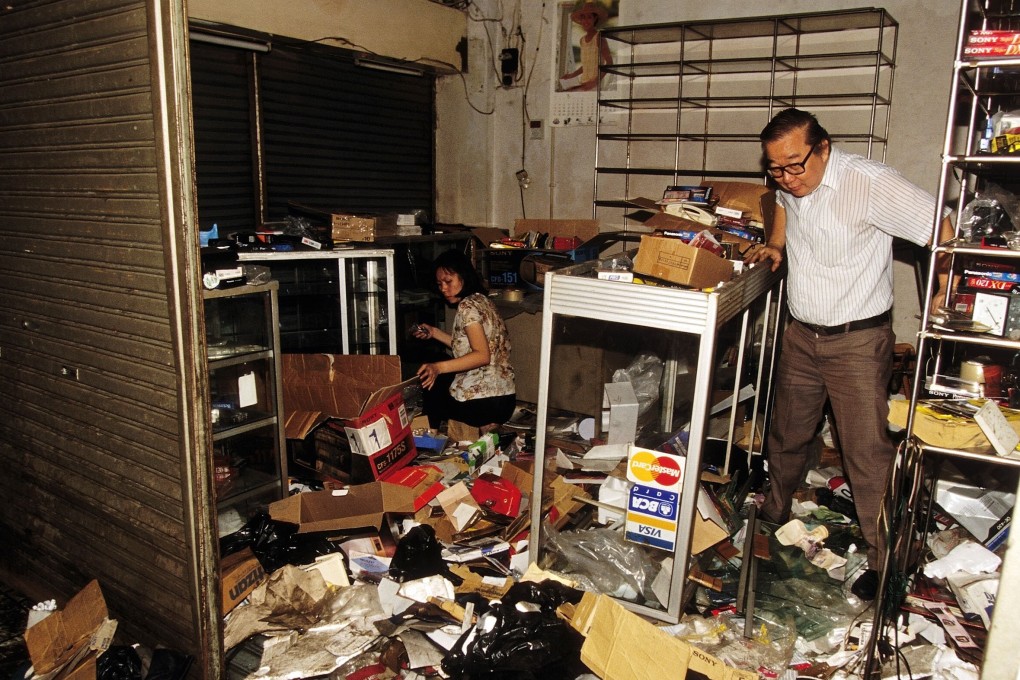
[
  {"left": 203, "top": 281, "right": 288, "bottom": 519},
  {"left": 871, "top": 0, "right": 1020, "bottom": 673},
  {"left": 594, "top": 9, "right": 897, "bottom": 228}
]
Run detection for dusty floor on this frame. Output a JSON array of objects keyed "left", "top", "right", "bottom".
[{"left": 0, "top": 583, "right": 29, "bottom": 678}]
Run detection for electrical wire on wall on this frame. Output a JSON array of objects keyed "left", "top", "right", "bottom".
[{"left": 516, "top": 2, "right": 546, "bottom": 219}]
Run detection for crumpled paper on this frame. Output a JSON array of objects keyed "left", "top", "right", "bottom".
[
  {"left": 223, "top": 563, "right": 386, "bottom": 679},
  {"left": 774, "top": 519, "right": 847, "bottom": 579},
  {"left": 922, "top": 540, "right": 1001, "bottom": 579}
]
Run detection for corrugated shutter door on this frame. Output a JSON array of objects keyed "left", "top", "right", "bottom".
[
  {"left": 0, "top": 0, "right": 202, "bottom": 655},
  {"left": 190, "top": 41, "right": 258, "bottom": 234},
  {"left": 191, "top": 39, "right": 436, "bottom": 229}
]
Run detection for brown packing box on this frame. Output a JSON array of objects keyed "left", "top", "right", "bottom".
[
  {"left": 268, "top": 479, "right": 418, "bottom": 534},
  {"left": 633, "top": 234, "right": 735, "bottom": 289},
  {"left": 627, "top": 181, "right": 774, "bottom": 233},
  {"left": 570, "top": 593, "right": 757, "bottom": 680},
  {"left": 24, "top": 579, "right": 112, "bottom": 680},
  {"left": 282, "top": 354, "right": 419, "bottom": 481},
  {"left": 220, "top": 547, "right": 266, "bottom": 615},
  {"left": 574, "top": 593, "right": 693, "bottom": 680},
  {"left": 331, "top": 213, "right": 377, "bottom": 243},
  {"left": 702, "top": 180, "right": 775, "bottom": 227}
]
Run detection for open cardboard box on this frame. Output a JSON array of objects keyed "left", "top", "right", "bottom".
[
  {"left": 632, "top": 234, "right": 736, "bottom": 289},
  {"left": 269, "top": 479, "right": 420, "bottom": 534},
  {"left": 220, "top": 547, "right": 266, "bottom": 615},
  {"left": 282, "top": 354, "right": 418, "bottom": 482},
  {"left": 24, "top": 580, "right": 116, "bottom": 680}
]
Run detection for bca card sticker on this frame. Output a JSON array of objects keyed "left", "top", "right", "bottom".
[
  {"left": 345, "top": 416, "right": 392, "bottom": 456},
  {"left": 626, "top": 483, "right": 679, "bottom": 552},
  {"left": 626, "top": 446, "right": 684, "bottom": 491}
]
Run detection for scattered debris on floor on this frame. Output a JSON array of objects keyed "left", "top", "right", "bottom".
[{"left": 15, "top": 395, "right": 1004, "bottom": 679}]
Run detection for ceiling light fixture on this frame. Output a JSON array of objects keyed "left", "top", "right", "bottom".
[
  {"left": 355, "top": 58, "right": 424, "bottom": 77},
  {"left": 190, "top": 32, "right": 271, "bottom": 53}
]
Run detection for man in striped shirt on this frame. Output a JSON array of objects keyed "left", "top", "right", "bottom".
[{"left": 745, "top": 108, "right": 952, "bottom": 601}]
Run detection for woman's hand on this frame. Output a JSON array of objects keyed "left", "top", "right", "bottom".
[
  {"left": 412, "top": 323, "right": 433, "bottom": 340},
  {"left": 416, "top": 362, "right": 442, "bottom": 389}
]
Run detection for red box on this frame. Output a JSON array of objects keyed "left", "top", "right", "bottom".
[
  {"left": 343, "top": 391, "right": 417, "bottom": 480},
  {"left": 384, "top": 464, "right": 446, "bottom": 510},
  {"left": 282, "top": 354, "right": 419, "bottom": 482}
]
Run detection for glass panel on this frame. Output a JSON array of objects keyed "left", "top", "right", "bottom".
[
  {"left": 212, "top": 422, "right": 282, "bottom": 506},
  {"left": 205, "top": 294, "right": 270, "bottom": 359},
  {"left": 272, "top": 261, "right": 342, "bottom": 353},
  {"left": 345, "top": 256, "right": 391, "bottom": 355}
]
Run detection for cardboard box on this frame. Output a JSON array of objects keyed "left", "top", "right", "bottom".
[
  {"left": 268, "top": 480, "right": 419, "bottom": 534},
  {"left": 220, "top": 547, "right": 266, "bottom": 614},
  {"left": 575, "top": 593, "right": 693, "bottom": 680},
  {"left": 383, "top": 464, "right": 446, "bottom": 511},
  {"left": 570, "top": 592, "right": 757, "bottom": 680},
  {"left": 331, "top": 213, "right": 377, "bottom": 243},
  {"left": 504, "top": 312, "right": 638, "bottom": 418},
  {"left": 702, "top": 181, "right": 775, "bottom": 227},
  {"left": 627, "top": 182, "right": 773, "bottom": 233},
  {"left": 633, "top": 234, "right": 735, "bottom": 289},
  {"left": 513, "top": 218, "right": 599, "bottom": 245},
  {"left": 24, "top": 580, "right": 115, "bottom": 680},
  {"left": 282, "top": 354, "right": 418, "bottom": 482}
]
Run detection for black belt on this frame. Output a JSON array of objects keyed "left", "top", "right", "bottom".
[{"left": 797, "top": 310, "right": 891, "bottom": 336}]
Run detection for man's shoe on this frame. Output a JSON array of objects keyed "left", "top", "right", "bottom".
[{"left": 851, "top": 568, "right": 879, "bottom": 601}]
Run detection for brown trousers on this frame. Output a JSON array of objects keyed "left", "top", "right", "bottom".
[{"left": 761, "top": 319, "right": 896, "bottom": 568}]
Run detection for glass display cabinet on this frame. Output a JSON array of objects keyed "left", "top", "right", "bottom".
[
  {"left": 238, "top": 249, "right": 397, "bottom": 355},
  {"left": 203, "top": 281, "right": 288, "bottom": 521},
  {"left": 529, "top": 259, "right": 784, "bottom": 623}
]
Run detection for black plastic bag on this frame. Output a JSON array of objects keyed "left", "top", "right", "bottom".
[
  {"left": 97, "top": 646, "right": 142, "bottom": 680},
  {"left": 219, "top": 511, "right": 340, "bottom": 573},
  {"left": 441, "top": 580, "right": 586, "bottom": 679},
  {"left": 388, "top": 524, "right": 448, "bottom": 582}
]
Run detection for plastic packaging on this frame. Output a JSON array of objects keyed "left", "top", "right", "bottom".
[
  {"left": 388, "top": 523, "right": 451, "bottom": 583},
  {"left": 539, "top": 521, "right": 662, "bottom": 605},
  {"left": 667, "top": 610, "right": 796, "bottom": 678},
  {"left": 612, "top": 352, "right": 664, "bottom": 417}
]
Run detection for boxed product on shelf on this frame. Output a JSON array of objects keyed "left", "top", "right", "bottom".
[
  {"left": 281, "top": 353, "right": 419, "bottom": 482},
  {"left": 331, "top": 213, "right": 377, "bottom": 243},
  {"left": 632, "top": 234, "right": 736, "bottom": 289},
  {"left": 482, "top": 218, "right": 600, "bottom": 289}
]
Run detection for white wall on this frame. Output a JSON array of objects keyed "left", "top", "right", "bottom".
[
  {"left": 435, "top": 0, "right": 961, "bottom": 342},
  {"left": 188, "top": 0, "right": 466, "bottom": 69}
]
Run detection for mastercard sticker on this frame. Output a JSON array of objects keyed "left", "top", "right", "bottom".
[{"left": 626, "top": 446, "right": 685, "bottom": 491}]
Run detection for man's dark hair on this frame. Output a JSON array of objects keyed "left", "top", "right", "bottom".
[
  {"left": 760, "top": 108, "right": 831, "bottom": 147},
  {"left": 433, "top": 249, "right": 487, "bottom": 299}
]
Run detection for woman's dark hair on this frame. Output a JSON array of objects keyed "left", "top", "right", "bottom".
[
  {"left": 760, "top": 107, "right": 831, "bottom": 147},
  {"left": 433, "top": 249, "right": 487, "bottom": 300}
]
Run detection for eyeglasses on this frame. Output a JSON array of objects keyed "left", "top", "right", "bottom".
[{"left": 765, "top": 143, "right": 819, "bottom": 178}]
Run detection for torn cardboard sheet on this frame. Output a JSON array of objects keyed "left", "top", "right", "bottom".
[
  {"left": 572, "top": 593, "right": 757, "bottom": 680},
  {"left": 24, "top": 580, "right": 117, "bottom": 680}
]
